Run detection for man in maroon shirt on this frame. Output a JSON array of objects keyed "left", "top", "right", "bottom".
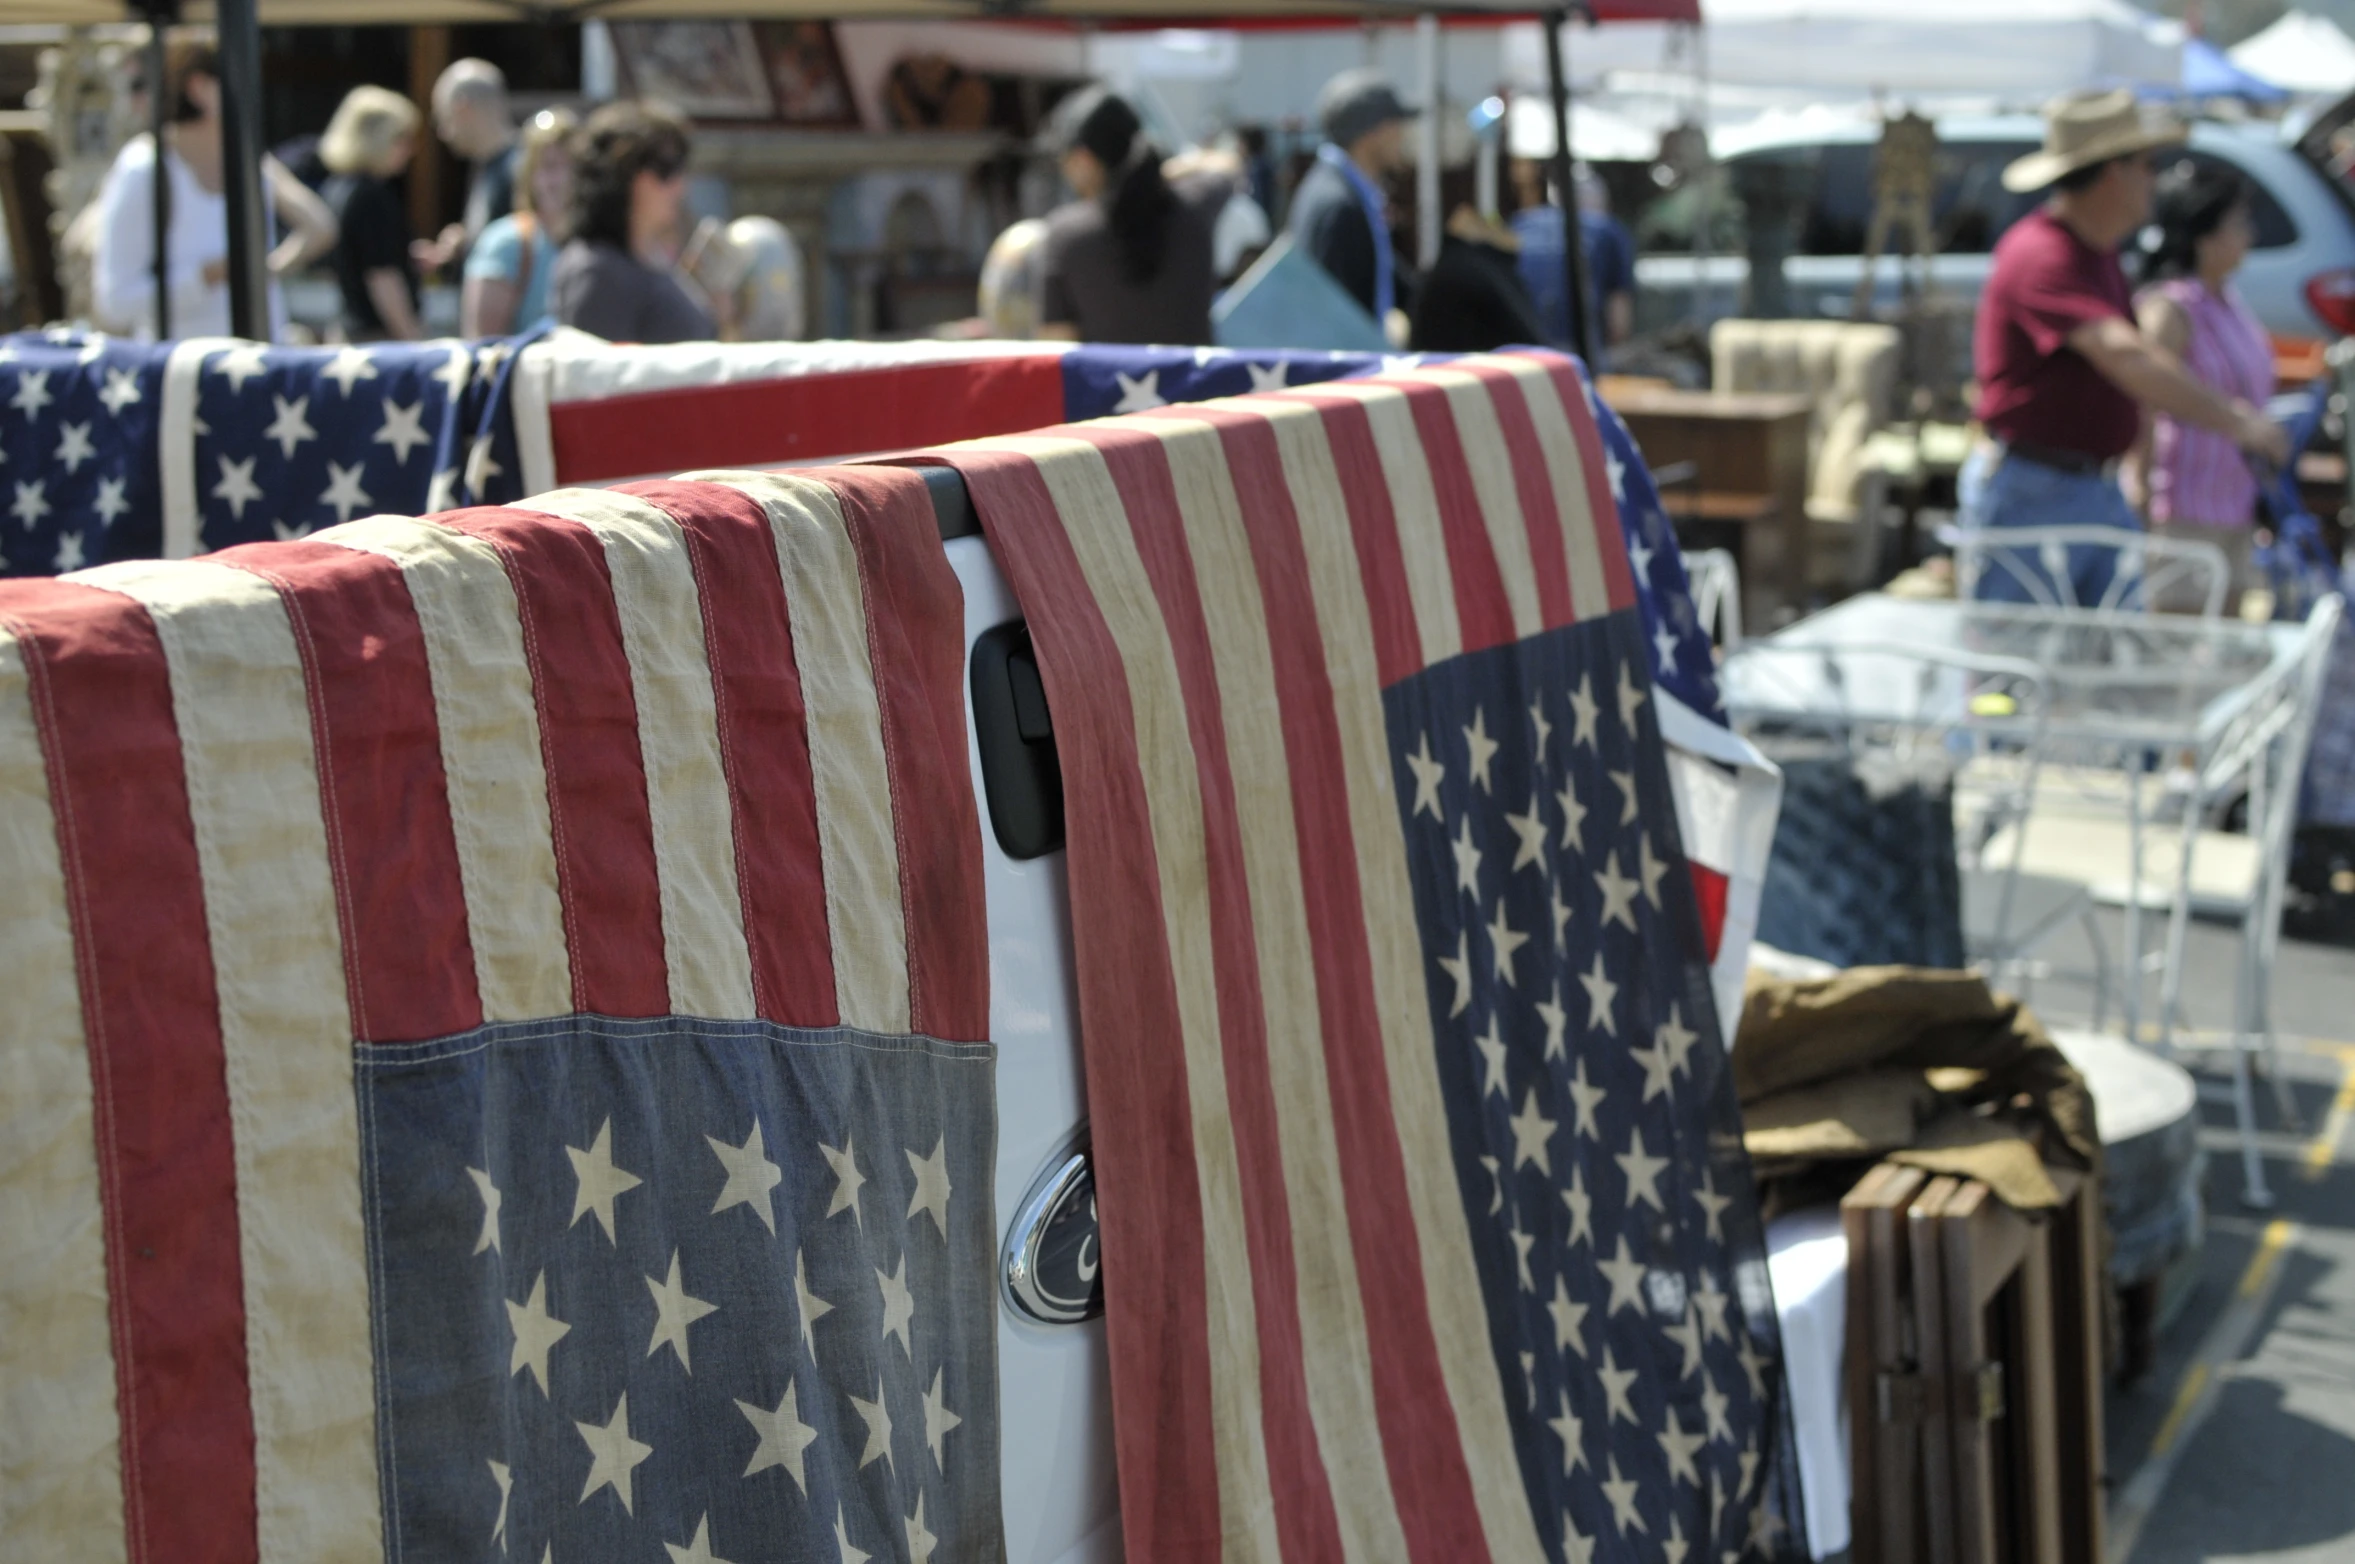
[{"left": 1965, "top": 89, "right": 2287, "bottom": 603}]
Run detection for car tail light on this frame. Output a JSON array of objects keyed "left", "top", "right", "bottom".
[{"left": 2307, "top": 268, "right": 2355, "bottom": 336}]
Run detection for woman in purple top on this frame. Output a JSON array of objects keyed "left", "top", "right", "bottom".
[{"left": 2130, "top": 160, "right": 2275, "bottom": 611}]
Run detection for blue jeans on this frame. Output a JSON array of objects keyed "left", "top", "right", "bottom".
[{"left": 1958, "top": 445, "right": 2144, "bottom": 607}]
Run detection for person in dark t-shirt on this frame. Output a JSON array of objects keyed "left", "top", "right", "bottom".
[
  {"left": 1413, "top": 207, "right": 1547, "bottom": 353},
  {"left": 415, "top": 58, "right": 519, "bottom": 277},
  {"left": 1035, "top": 87, "right": 1218, "bottom": 346},
  {"left": 319, "top": 85, "right": 424, "bottom": 341},
  {"left": 551, "top": 100, "right": 715, "bottom": 345},
  {"left": 1964, "top": 89, "right": 2287, "bottom": 603},
  {"left": 1290, "top": 70, "right": 1417, "bottom": 332}
]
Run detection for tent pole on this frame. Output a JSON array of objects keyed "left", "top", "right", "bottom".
[
  {"left": 1415, "top": 12, "right": 1440, "bottom": 269},
  {"left": 145, "top": 13, "right": 171, "bottom": 339},
  {"left": 216, "top": 0, "right": 268, "bottom": 339},
  {"left": 1545, "top": 6, "right": 1592, "bottom": 364}
]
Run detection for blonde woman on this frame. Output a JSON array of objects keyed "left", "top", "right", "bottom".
[
  {"left": 319, "top": 85, "right": 425, "bottom": 341},
  {"left": 462, "top": 108, "right": 574, "bottom": 338}
]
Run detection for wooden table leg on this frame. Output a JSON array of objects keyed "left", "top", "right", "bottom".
[{"left": 1909, "top": 1176, "right": 1963, "bottom": 1564}]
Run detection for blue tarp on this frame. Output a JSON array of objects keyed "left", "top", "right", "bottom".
[{"left": 2183, "top": 36, "right": 2287, "bottom": 102}]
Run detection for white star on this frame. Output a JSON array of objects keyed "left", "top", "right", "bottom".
[
  {"left": 8, "top": 369, "right": 50, "bottom": 421},
  {"left": 1508, "top": 1209, "right": 1536, "bottom": 1292},
  {"left": 1506, "top": 797, "right": 1549, "bottom": 874},
  {"left": 1663, "top": 1303, "right": 1704, "bottom": 1380},
  {"left": 1693, "top": 1171, "right": 1732, "bottom": 1245},
  {"left": 1594, "top": 852, "right": 1640, "bottom": 933},
  {"left": 905, "top": 1492, "right": 939, "bottom": 1564},
  {"left": 432, "top": 346, "right": 472, "bottom": 399},
  {"left": 1471, "top": 1013, "right": 1509, "bottom": 1101},
  {"left": 1617, "top": 660, "right": 1648, "bottom": 734},
  {"left": 1529, "top": 695, "right": 1553, "bottom": 754},
  {"left": 1568, "top": 1057, "right": 1608, "bottom": 1140},
  {"left": 262, "top": 393, "right": 315, "bottom": 459},
  {"left": 212, "top": 344, "right": 269, "bottom": 393},
  {"left": 834, "top": 1506, "right": 871, "bottom": 1564},
  {"left": 1660, "top": 1408, "right": 1705, "bottom": 1487},
  {"left": 98, "top": 367, "right": 142, "bottom": 416},
  {"left": 1404, "top": 733, "right": 1445, "bottom": 820},
  {"left": 1664, "top": 1515, "right": 1690, "bottom": 1564},
  {"left": 1555, "top": 775, "right": 1588, "bottom": 855},
  {"left": 1567, "top": 676, "right": 1599, "bottom": 753},
  {"left": 820, "top": 1134, "right": 868, "bottom": 1226},
  {"left": 1605, "top": 443, "right": 1627, "bottom": 502},
  {"left": 1617, "top": 1126, "right": 1669, "bottom": 1212},
  {"left": 211, "top": 456, "right": 262, "bottom": 519},
  {"left": 849, "top": 1376, "right": 895, "bottom": 1470},
  {"left": 1655, "top": 622, "right": 1683, "bottom": 673},
  {"left": 374, "top": 397, "right": 431, "bottom": 464},
  {"left": 1598, "top": 1237, "right": 1647, "bottom": 1317},
  {"left": 1437, "top": 930, "right": 1473, "bottom": 1018},
  {"left": 1694, "top": 1274, "right": 1733, "bottom": 1343},
  {"left": 1702, "top": 1373, "right": 1735, "bottom": 1443},
  {"left": 906, "top": 1136, "right": 953, "bottom": 1238},
  {"left": 1479, "top": 1154, "right": 1504, "bottom": 1215},
  {"left": 1562, "top": 1162, "right": 1595, "bottom": 1248},
  {"left": 1578, "top": 951, "right": 1619, "bottom": 1036},
  {"left": 1639, "top": 833, "right": 1670, "bottom": 912},
  {"left": 10, "top": 479, "right": 48, "bottom": 529},
  {"left": 465, "top": 436, "right": 504, "bottom": 496},
  {"left": 644, "top": 1249, "right": 718, "bottom": 1371},
  {"left": 923, "top": 1366, "right": 963, "bottom": 1471},
  {"left": 51, "top": 530, "right": 83, "bottom": 573},
  {"left": 664, "top": 1515, "right": 735, "bottom": 1564},
  {"left": 1609, "top": 768, "right": 1640, "bottom": 827},
  {"left": 1602, "top": 1454, "right": 1647, "bottom": 1538},
  {"left": 1487, "top": 900, "right": 1528, "bottom": 986},
  {"left": 737, "top": 1380, "right": 819, "bottom": 1492},
  {"left": 1507, "top": 1087, "right": 1557, "bottom": 1176},
  {"left": 1600, "top": 1352, "right": 1643, "bottom": 1432},
  {"left": 1537, "top": 983, "right": 1569, "bottom": 1061},
  {"left": 794, "top": 1248, "right": 833, "bottom": 1355},
  {"left": 1739, "top": 1435, "right": 1761, "bottom": 1500},
  {"left": 1450, "top": 816, "right": 1483, "bottom": 898},
  {"left": 75, "top": 336, "right": 104, "bottom": 365},
  {"left": 1548, "top": 1272, "right": 1589, "bottom": 1358},
  {"left": 1112, "top": 369, "right": 1166, "bottom": 413},
  {"left": 322, "top": 345, "right": 379, "bottom": 396},
  {"left": 1747, "top": 1493, "right": 1785, "bottom": 1555},
  {"left": 92, "top": 476, "right": 129, "bottom": 524},
  {"left": 1547, "top": 1389, "right": 1588, "bottom": 1476},
  {"left": 566, "top": 1117, "right": 642, "bottom": 1243},
  {"left": 1632, "top": 1035, "right": 1674, "bottom": 1104},
  {"left": 1738, "top": 1333, "right": 1769, "bottom": 1400},
  {"left": 1462, "top": 708, "right": 1499, "bottom": 793},
  {"left": 319, "top": 461, "right": 371, "bottom": 526},
  {"left": 466, "top": 1166, "right": 501, "bottom": 1256},
  {"left": 1629, "top": 533, "right": 1655, "bottom": 581},
  {"left": 489, "top": 1459, "right": 511, "bottom": 1549},
  {"left": 1563, "top": 1510, "right": 1597, "bottom": 1564},
  {"left": 876, "top": 1253, "right": 916, "bottom": 1358},
  {"left": 271, "top": 520, "right": 311, "bottom": 543},
  {"left": 1246, "top": 360, "right": 1291, "bottom": 391},
  {"left": 708, "top": 1120, "right": 783, "bottom": 1233},
  {"left": 1659, "top": 1004, "right": 1700, "bottom": 1079},
  {"left": 576, "top": 1391, "right": 654, "bottom": 1513},
  {"left": 475, "top": 340, "right": 513, "bottom": 379},
  {"left": 505, "top": 1270, "right": 569, "bottom": 1394},
  {"left": 1551, "top": 884, "right": 1572, "bottom": 951},
  {"left": 53, "top": 421, "right": 93, "bottom": 474}
]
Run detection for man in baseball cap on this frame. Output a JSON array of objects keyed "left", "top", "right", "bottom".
[
  {"left": 1967, "top": 88, "right": 2287, "bottom": 603},
  {"left": 1288, "top": 68, "right": 1418, "bottom": 333}
]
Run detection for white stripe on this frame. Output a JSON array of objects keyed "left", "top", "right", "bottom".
[
  {"left": 691, "top": 470, "right": 912, "bottom": 1036},
  {"left": 1482, "top": 354, "right": 1614, "bottom": 622},
  {"left": 320, "top": 515, "right": 573, "bottom": 1021},
  {"left": 76, "top": 559, "right": 380, "bottom": 1564},
  {"left": 509, "top": 341, "right": 559, "bottom": 497},
  {"left": 511, "top": 488, "right": 757, "bottom": 1021},
  {"left": 1423, "top": 367, "right": 1545, "bottom": 637},
  {"left": 0, "top": 624, "right": 128, "bottom": 1563},
  {"left": 157, "top": 337, "right": 243, "bottom": 560},
  {"left": 1291, "top": 380, "right": 1462, "bottom": 665}
]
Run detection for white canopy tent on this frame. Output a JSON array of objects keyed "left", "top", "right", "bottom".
[{"left": 2230, "top": 10, "right": 2355, "bottom": 98}]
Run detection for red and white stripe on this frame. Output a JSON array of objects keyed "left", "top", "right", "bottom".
[
  {"left": 937, "top": 353, "right": 1639, "bottom": 1562},
  {"left": 0, "top": 470, "right": 985, "bottom": 1561}
]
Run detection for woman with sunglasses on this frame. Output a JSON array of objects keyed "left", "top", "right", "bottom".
[{"left": 551, "top": 99, "right": 715, "bottom": 345}]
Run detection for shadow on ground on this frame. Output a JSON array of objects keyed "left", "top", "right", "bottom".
[{"left": 2121, "top": 1373, "right": 2355, "bottom": 1562}]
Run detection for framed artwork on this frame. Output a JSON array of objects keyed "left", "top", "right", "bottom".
[
  {"left": 611, "top": 21, "right": 777, "bottom": 121},
  {"left": 754, "top": 22, "right": 861, "bottom": 130}
]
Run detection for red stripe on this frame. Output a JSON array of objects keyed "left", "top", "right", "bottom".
[
  {"left": 611, "top": 481, "right": 837, "bottom": 1028},
  {"left": 1519, "top": 352, "right": 1638, "bottom": 611},
  {"left": 0, "top": 580, "right": 255, "bottom": 1564},
  {"left": 548, "top": 356, "right": 1068, "bottom": 484},
  {"left": 1180, "top": 406, "right": 1496, "bottom": 1559},
  {"left": 1388, "top": 378, "right": 1518, "bottom": 656},
  {"left": 936, "top": 445, "right": 1225, "bottom": 1558},
  {"left": 1458, "top": 364, "right": 1577, "bottom": 629},
  {"left": 436, "top": 507, "right": 668, "bottom": 1017},
  {"left": 1271, "top": 392, "right": 1421, "bottom": 686},
  {"left": 1073, "top": 421, "right": 1348, "bottom": 1562},
  {"left": 211, "top": 541, "right": 480, "bottom": 1044},
  {"left": 1690, "top": 863, "right": 1729, "bottom": 961},
  {"left": 824, "top": 466, "right": 991, "bottom": 1042}
]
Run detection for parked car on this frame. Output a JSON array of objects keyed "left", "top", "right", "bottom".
[{"left": 1633, "top": 109, "right": 2355, "bottom": 340}]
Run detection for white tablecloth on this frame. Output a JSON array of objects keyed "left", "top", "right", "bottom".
[{"left": 1768, "top": 1205, "right": 1851, "bottom": 1559}]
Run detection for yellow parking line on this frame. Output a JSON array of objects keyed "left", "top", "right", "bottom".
[
  {"left": 2147, "top": 1363, "right": 2210, "bottom": 1459},
  {"left": 2239, "top": 1218, "right": 2295, "bottom": 1299},
  {"left": 2303, "top": 1058, "right": 2355, "bottom": 1181}
]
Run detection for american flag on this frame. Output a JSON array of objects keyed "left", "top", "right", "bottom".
[
  {"left": 0, "top": 469, "right": 999, "bottom": 1563},
  {"left": 934, "top": 351, "right": 1798, "bottom": 1560}
]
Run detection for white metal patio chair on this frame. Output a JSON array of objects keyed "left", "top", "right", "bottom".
[{"left": 1953, "top": 525, "right": 2231, "bottom": 618}]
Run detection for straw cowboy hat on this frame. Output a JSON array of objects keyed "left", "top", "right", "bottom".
[{"left": 2002, "top": 88, "right": 2187, "bottom": 193}]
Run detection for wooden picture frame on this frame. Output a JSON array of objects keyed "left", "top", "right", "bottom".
[
  {"left": 611, "top": 21, "right": 777, "bottom": 121},
  {"left": 754, "top": 22, "right": 861, "bottom": 130}
]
